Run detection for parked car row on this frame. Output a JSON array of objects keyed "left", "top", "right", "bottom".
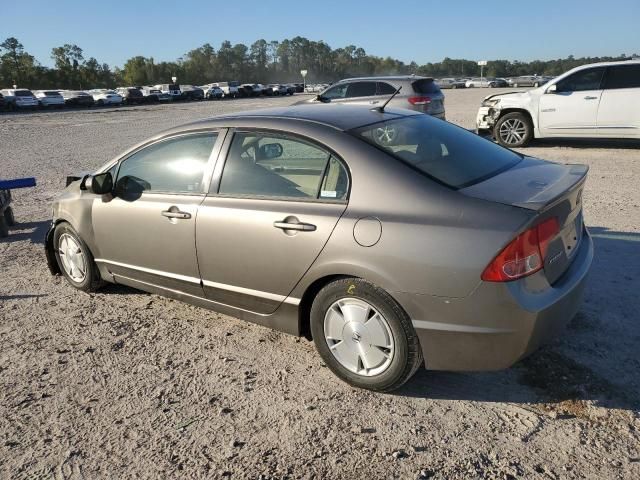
[
  {"left": 0, "top": 81, "right": 306, "bottom": 112},
  {"left": 435, "top": 75, "right": 555, "bottom": 89}
]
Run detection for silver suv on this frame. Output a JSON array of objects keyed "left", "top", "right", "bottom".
[{"left": 297, "top": 76, "right": 445, "bottom": 119}]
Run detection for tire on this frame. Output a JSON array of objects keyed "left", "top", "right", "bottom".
[
  {"left": 4, "top": 206, "right": 15, "bottom": 226},
  {"left": 494, "top": 112, "right": 533, "bottom": 148},
  {"left": 53, "top": 222, "right": 103, "bottom": 292},
  {"left": 310, "top": 278, "right": 423, "bottom": 392},
  {"left": 0, "top": 216, "right": 8, "bottom": 238},
  {"left": 97, "top": 99, "right": 104, "bottom": 106}
]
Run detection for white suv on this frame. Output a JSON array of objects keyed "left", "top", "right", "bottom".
[{"left": 476, "top": 60, "right": 640, "bottom": 147}]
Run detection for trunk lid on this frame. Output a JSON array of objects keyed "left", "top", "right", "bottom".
[{"left": 461, "top": 157, "right": 588, "bottom": 284}]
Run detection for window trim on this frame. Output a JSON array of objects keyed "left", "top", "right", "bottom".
[
  {"left": 104, "top": 128, "right": 226, "bottom": 197},
  {"left": 208, "top": 128, "right": 351, "bottom": 204}
]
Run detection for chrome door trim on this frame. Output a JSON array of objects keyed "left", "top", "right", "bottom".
[
  {"left": 95, "top": 258, "right": 202, "bottom": 284},
  {"left": 202, "top": 279, "right": 300, "bottom": 306},
  {"left": 95, "top": 259, "right": 301, "bottom": 306}
]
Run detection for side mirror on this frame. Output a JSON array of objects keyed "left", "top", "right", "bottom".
[
  {"left": 87, "top": 172, "right": 113, "bottom": 195},
  {"left": 546, "top": 84, "right": 557, "bottom": 94},
  {"left": 258, "top": 143, "right": 283, "bottom": 160},
  {"left": 317, "top": 94, "right": 330, "bottom": 103}
]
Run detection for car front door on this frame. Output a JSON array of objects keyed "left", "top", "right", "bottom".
[
  {"left": 195, "top": 130, "right": 349, "bottom": 314},
  {"left": 92, "top": 131, "right": 222, "bottom": 296},
  {"left": 538, "top": 67, "right": 605, "bottom": 136},
  {"left": 597, "top": 64, "right": 640, "bottom": 137}
]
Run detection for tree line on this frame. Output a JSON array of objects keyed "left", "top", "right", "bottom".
[{"left": 1, "top": 36, "right": 636, "bottom": 90}]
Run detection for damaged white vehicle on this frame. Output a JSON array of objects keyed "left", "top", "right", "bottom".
[{"left": 476, "top": 60, "right": 640, "bottom": 147}]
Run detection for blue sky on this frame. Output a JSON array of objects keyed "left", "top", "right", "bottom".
[{"left": 5, "top": 0, "right": 639, "bottom": 68}]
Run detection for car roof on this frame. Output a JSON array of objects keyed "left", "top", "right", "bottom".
[
  {"left": 338, "top": 75, "right": 433, "bottom": 83},
  {"left": 183, "top": 103, "right": 419, "bottom": 132}
]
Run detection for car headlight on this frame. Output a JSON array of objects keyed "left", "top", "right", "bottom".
[{"left": 482, "top": 98, "right": 501, "bottom": 107}]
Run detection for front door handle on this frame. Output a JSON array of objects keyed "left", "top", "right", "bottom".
[
  {"left": 274, "top": 218, "right": 316, "bottom": 232},
  {"left": 161, "top": 208, "right": 191, "bottom": 219},
  {"left": 584, "top": 96, "right": 598, "bottom": 100}
]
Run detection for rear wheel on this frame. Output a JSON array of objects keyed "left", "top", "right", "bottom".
[
  {"left": 0, "top": 215, "right": 8, "bottom": 237},
  {"left": 4, "top": 206, "right": 15, "bottom": 226},
  {"left": 494, "top": 112, "right": 533, "bottom": 148},
  {"left": 310, "top": 278, "right": 423, "bottom": 392},
  {"left": 53, "top": 222, "right": 103, "bottom": 292}
]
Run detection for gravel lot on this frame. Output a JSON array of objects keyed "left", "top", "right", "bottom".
[{"left": 1, "top": 90, "right": 639, "bottom": 479}]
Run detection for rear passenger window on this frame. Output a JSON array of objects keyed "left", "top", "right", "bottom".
[
  {"left": 604, "top": 65, "right": 640, "bottom": 89},
  {"left": 218, "top": 132, "right": 348, "bottom": 201},
  {"left": 116, "top": 133, "right": 217, "bottom": 195},
  {"left": 346, "top": 82, "right": 376, "bottom": 98},
  {"left": 377, "top": 82, "right": 397, "bottom": 95}
]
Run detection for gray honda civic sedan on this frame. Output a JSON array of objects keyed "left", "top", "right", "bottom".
[{"left": 46, "top": 104, "right": 593, "bottom": 392}]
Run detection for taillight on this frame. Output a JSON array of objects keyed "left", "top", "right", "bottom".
[
  {"left": 408, "top": 96, "right": 431, "bottom": 105},
  {"left": 481, "top": 217, "right": 560, "bottom": 282}
]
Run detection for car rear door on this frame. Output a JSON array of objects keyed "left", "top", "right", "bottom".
[
  {"left": 597, "top": 63, "right": 640, "bottom": 137},
  {"left": 343, "top": 81, "right": 378, "bottom": 106},
  {"left": 538, "top": 67, "right": 605, "bottom": 136},
  {"left": 91, "top": 131, "right": 222, "bottom": 296},
  {"left": 195, "top": 130, "right": 349, "bottom": 314}
]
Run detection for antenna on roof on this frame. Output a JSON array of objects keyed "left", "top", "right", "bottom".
[{"left": 373, "top": 86, "right": 402, "bottom": 113}]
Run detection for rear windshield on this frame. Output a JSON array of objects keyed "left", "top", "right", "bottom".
[
  {"left": 15, "top": 90, "right": 33, "bottom": 96},
  {"left": 168, "top": 84, "right": 179, "bottom": 90},
  {"left": 44, "top": 91, "right": 60, "bottom": 96},
  {"left": 352, "top": 115, "right": 521, "bottom": 189},
  {"left": 412, "top": 79, "right": 440, "bottom": 94}
]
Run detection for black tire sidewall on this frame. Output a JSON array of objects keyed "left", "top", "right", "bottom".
[
  {"left": 53, "top": 222, "right": 98, "bottom": 291},
  {"left": 4, "top": 206, "right": 15, "bottom": 226},
  {"left": 310, "top": 278, "right": 419, "bottom": 391},
  {"left": 494, "top": 112, "right": 532, "bottom": 148}
]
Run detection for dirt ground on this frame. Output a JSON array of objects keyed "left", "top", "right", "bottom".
[{"left": 1, "top": 90, "right": 639, "bottom": 479}]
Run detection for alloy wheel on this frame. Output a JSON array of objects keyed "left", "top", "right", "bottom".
[{"left": 498, "top": 118, "right": 527, "bottom": 146}]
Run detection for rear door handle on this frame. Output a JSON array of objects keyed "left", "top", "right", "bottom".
[
  {"left": 273, "top": 219, "right": 316, "bottom": 232},
  {"left": 161, "top": 208, "right": 191, "bottom": 219},
  {"left": 584, "top": 96, "right": 598, "bottom": 100}
]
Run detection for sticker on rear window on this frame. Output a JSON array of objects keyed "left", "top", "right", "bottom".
[{"left": 321, "top": 190, "right": 337, "bottom": 198}]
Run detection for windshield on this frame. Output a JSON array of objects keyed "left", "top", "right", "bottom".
[
  {"left": 352, "top": 115, "right": 521, "bottom": 189},
  {"left": 15, "top": 90, "right": 33, "bottom": 96}
]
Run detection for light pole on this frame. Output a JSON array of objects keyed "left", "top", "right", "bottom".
[{"left": 301, "top": 69, "right": 308, "bottom": 92}]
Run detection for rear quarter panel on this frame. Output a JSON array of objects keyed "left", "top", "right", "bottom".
[{"left": 290, "top": 140, "right": 534, "bottom": 300}]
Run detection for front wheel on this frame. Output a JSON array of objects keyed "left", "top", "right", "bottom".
[
  {"left": 310, "top": 278, "right": 423, "bottom": 392},
  {"left": 53, "top": 222, "right": 103, "bottom": 292},
  {"left": 494, "top": 112, "right": 533, "bottom": 148}
]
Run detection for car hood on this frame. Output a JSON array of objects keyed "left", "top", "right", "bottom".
[{"left": 482, "top": 90, "right": 532, "bottom": 103}]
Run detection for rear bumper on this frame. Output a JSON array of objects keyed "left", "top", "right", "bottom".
[{"left": 395, "top": 228, "right": 593, "bottom": 371}]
